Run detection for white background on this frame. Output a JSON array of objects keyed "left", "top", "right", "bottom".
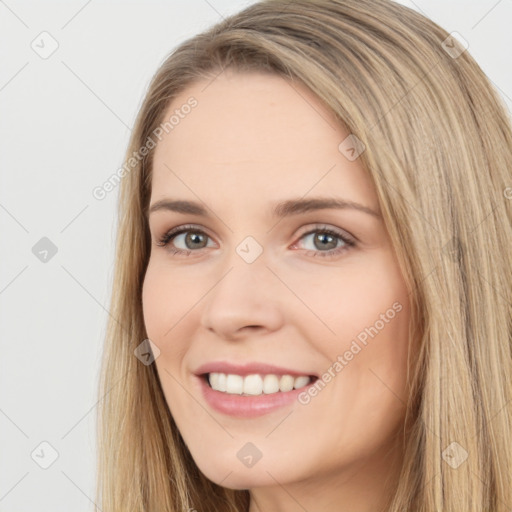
[{"left": 1, "top": 1, "right": 510, "bottom": 510}]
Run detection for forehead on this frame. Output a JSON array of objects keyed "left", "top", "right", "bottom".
[{"left": 150, "top": 70, "right": 377, "bottom": 209}]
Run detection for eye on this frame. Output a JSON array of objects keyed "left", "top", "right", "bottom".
[
  {"left": 291, "top": 225, "right": 356, "bottom": 258},
  {"left": 155, "top": 224, "right": 215, "bottom": 256}
]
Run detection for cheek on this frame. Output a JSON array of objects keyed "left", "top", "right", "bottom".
[
  {"left": 141, "top": 259, "right": 199, "bottom": 341},
  {"left": 142, "top": 262, "right": 166, "bottom": 339},
  {"left": 300, "top": 260, "right": 411, "bottom": 465},
  {"left": 142, "top": 262, "right": 200, "bottom": 406},
  {"left": 285, "top": 254, "right": 409, "bottom": 348},
  {"left": 303, "top": 253, "right": 412, "bottom": 404}
]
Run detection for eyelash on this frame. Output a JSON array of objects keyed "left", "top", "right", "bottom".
[{"left": 155, "top": 223, "right": 356, "bottom": 259}]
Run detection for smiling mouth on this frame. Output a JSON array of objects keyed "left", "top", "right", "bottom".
[{"left": 203, "top": 372, "right": 318, "bottom": 396}]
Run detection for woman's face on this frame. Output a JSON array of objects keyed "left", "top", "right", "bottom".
[{"left": 142, "top": 70, "right": 412, "bottom": 500}]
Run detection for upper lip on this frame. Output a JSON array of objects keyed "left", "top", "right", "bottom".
[{"left": 194, "top": 361, "right": 318, "bottom": 378}]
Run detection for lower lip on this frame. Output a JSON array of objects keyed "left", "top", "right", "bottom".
[{"left": 196, "top": 375, "right": 312, "bottom": 418}]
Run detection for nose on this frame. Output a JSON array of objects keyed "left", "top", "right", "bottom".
[{"left": 199, "top": 251, "right": 285, "bottom": 341}]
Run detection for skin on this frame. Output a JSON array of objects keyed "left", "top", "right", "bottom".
[{"left": 142, "top": 70, "right": 413, "bottom": 512}]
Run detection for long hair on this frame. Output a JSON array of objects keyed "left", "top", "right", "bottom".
[{"left": 96, "top": 1, "right": 512, "bottom": 510}]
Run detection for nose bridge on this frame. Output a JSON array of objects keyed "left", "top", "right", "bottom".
[
  {"left": 218, "top": 233, "right": 272, "bottom": 296},
  {"left": 199, "top": 237, "right": 284, "bottom": 337}
]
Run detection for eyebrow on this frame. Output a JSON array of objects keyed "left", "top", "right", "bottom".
[{"left": 148, "top": 197, "right": 381, "bottom": 219}]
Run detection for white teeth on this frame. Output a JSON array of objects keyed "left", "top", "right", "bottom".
[
  {"left": 225, "top": 374, "right": 244, "bottom": 394},
  {"left": 243, "top": 374, "right": 263, "bottom": 395},
  {"left": 293, "top": 376, "right": 311, "bottom": 389},
  {"left": 279, "top": 375, "right": 295, "bottom": 392},
  {"left": 208, "top": 372, "right": 312, "bottom": 395},
  {"left": 263, "top": 374, "right": 280, "bottom": 394},
  {"left": 217, "top": 372, "right": 226, "bottom": 392},
  {"left": 209, "top": 372, "right": 226, "bottom": 392}
]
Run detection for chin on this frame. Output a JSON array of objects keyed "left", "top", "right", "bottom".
[{"left": 194, "top": 457, "right": 287, "bottom": 490}]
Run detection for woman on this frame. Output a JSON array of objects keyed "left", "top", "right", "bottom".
[{"left": 96, "top": 1, "right": 512, "bottom": 510}]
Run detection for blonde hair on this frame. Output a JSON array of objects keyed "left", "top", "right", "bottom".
[{"left": 96, "top": 1, "right": 512, "bottom": 510}]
